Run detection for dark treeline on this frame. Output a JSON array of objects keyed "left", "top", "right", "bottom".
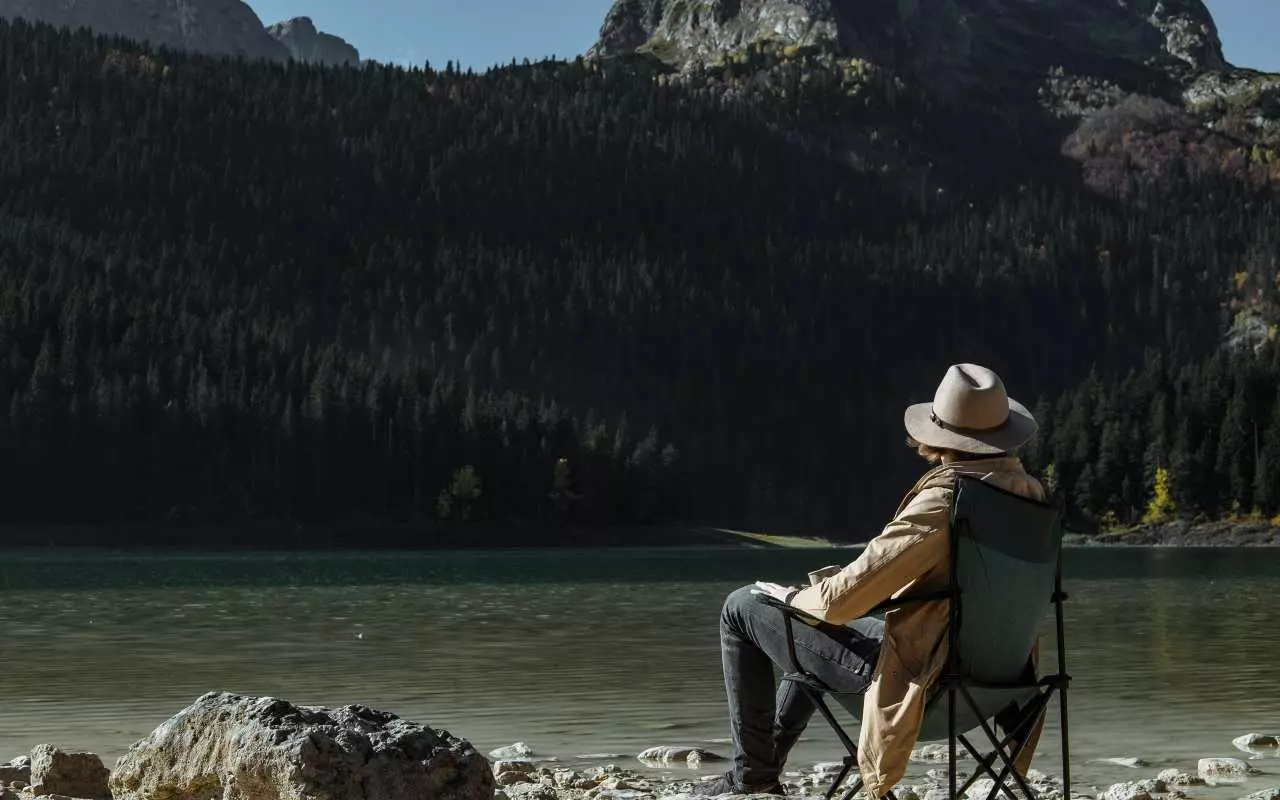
[
  {"left": 0, "top": 19, "right": 1277, "bottom": 540},
  {"left": 1025, "top": 345, "right": 1280, "bottom": 530}
]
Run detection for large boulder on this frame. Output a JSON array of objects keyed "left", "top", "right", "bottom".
[
  {"left": 109, "top": 691, "right": 495, "bottom": 800},
  {"left": 28, "top": 744, "right": 110, "bottom": 799}
]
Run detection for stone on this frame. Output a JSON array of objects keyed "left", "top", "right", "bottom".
[
  {"left": 1236, "top": 735, "right": 1280, "bottom": 752},
  {"left": 0, "top": 764, "right": 29, "bottom": 786},
  {"left": 28, "top": 745, "right": 109, "bottom": 799},
  {"left": 636, "top": 746, "right": 724, "bottom": 767},
  {"left": 912, "top": 745, "right": 974, "bottom": 764},
  {"left": 495, "top": 761, "right": 537, "bottom": 775},
  {"left": 108, "top": 691, "right": 493, "bottom": 800},
  {"left": 506, "top": 784, "right": 558, "bottom": 800},
  {"left": 1093, "top": 758, "right": 1147, "bottom": 769},
  {"left": 1241, "top": 789, "right": 1280, "bottom": 800},
  {"left": 1199, "top": 758, "right": 1260, "bottom": 785},
  {"left": 265, "top": 17, "right": 360, "bottom": 66},
  {"left": 552, "top": 769, "right": 597, "bottom": 790},
  {"left": 1099, "top": 783, "right": 1153, "bottom": 800},
  {"left": 927, "top": 769, "right": 971, "bottom": 782},
  {"left": 497, "top": 771, "right": 536, "bottom": 787},
  {"left": 492, "top": 743, "right": 535, "bottom": 760},
  {"left": 1156, "top": 770, "right": 1204, "bottom": 787}
]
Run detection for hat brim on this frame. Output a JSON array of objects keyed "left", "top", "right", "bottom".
[{"left": 903, "top": 398, "right": 1038, "bottom": 455}]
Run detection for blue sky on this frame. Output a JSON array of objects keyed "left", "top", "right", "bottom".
[{"left": 245, "top": 0, "right": 1280, "bottom": 73}]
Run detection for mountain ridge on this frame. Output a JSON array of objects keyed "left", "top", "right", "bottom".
[{"left": 0, "top": 0, "right": 360, "bottom": 65}]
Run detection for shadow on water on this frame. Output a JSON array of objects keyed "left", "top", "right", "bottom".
[{"left": 4, "top": 545, "right": 1280, "bottom": 590}]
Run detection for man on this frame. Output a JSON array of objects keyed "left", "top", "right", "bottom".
[{"left": 699, "top": 364, "right": 1046, "bottom": 798}]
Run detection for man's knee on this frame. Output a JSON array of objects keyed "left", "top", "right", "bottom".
[{"left": 721, "top": 584, "right": 761, "bottom": 631}]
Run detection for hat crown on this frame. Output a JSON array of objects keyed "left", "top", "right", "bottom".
[{"left": 932, "top": 364, "right": 1010, "bottom": 431}]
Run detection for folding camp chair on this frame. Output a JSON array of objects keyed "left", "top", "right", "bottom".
[{"left": 758, "top": 475, "right": 1070, "bottom": 800}]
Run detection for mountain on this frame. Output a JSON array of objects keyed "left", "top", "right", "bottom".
[
  {"left": 0, "top": 0, "right": 359, "bottom": 66},
  {"left": 591, "top": 0, "right": 1228, "bottom": 92},
  {"left": 0, "top": 12, "right": 1276, "bottom": 543},
  {"left": 266, "top": 16, "right": 359, "bottom": 66}
]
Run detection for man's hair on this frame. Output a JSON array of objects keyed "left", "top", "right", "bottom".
[{"left": 906, "top": 437, "right": 1006, "bottom": 464}]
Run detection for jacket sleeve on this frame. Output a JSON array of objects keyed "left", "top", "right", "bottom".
[{"left": 788, "top": 487, "right": 952, "bottom": 625}]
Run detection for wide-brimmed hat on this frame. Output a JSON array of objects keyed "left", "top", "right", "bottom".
[{"left": 903, "top": 364, "right": 1038, "bottom": 455}]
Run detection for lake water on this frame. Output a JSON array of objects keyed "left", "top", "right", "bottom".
[{"left": 1, "top": 548, "right": 1277, "bottom": 795}]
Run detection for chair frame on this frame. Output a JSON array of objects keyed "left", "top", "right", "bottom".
[{"left": 759, "top": 477, "right": 1071, "bottom": 800}]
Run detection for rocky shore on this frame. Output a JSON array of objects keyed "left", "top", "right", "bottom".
[
  {"left": 2, "top": 694, "right": 1276, "bottom": 800},
  {"left": 1084, "top": 521, "right": 1280, "bottom": 547}
]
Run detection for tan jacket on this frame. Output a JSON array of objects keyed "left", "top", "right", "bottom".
[{"left": 789, "top": 457, "right": 1045, "bottom": 799}]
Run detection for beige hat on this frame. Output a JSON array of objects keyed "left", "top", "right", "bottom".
[{"left": 903, "top": 364, "right": 1038, "bottom": 455}]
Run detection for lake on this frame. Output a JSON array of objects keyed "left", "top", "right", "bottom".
[{"left": 1, "top": 547, "right": 1277, "bottom": 795}]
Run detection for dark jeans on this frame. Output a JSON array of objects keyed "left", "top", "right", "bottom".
[{"left": 719, "top": 585, "right": 884, "bottom": 788}]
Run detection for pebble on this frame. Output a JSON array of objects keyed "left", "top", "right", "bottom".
[
  {"left": 1235, "top": 735, "right": 1280, "bottom": 751},
  {"left": 1241, "top": 789, "right": 1280, "bottom": 800}
]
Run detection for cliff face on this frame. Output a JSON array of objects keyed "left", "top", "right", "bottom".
[
  {"left": 266, "top": 16, "right": 360, "bottom": 66},
  {"left": 0, "top": 0, "right": 361, "bottom": 66},
  {"left": 591, "top": 0, "right": 1228, "bottom": 89},
  {"left": 0, "top": 0, "right": 288, "bottom": 60}
]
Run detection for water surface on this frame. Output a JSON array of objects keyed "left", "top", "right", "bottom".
[{"left": 1, "top": 548, "right": 1276, "bottom": 793}]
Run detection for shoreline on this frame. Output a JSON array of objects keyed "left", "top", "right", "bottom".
[{"left": 0, "top": 521, "right": 1278, "bottom": 552}]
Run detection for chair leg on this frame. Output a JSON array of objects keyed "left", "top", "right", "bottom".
[
  {"left": 949, "top": 685, "right": 958, "bottom": 800},
  {"left": 825, "top": 763, "right": 853, "bottom": 800},
  {"left": 959, "top": 688, "right": 1040, "bottom": 800}
]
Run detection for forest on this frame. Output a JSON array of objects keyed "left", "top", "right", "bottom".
[{"left": 0, "top": 18, "right": 1277, "bottom": 543}]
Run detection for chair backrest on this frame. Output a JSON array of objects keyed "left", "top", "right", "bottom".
[{"left": 949, "top": 475, "right": 1063, "bottom": 683}]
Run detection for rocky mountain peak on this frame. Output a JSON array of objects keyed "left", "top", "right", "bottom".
[
  {"left": 590, "top": 0, "right": 1229, "bottom": 90},
  {"left": 266, "top": 16, "right": 360, "bottom": 66},
  {"left": 0, "top": 0, "right": 361, "bottom": 66}
]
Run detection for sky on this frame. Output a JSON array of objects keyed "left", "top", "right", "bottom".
[{"left": 244, "top": 0, "right": 1280, "bottom": 74}]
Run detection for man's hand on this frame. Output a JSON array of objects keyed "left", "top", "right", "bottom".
[{"left": 750, "top": 581, "right": 797, "bottom": 602}]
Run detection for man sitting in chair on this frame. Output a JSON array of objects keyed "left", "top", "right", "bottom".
[{"left": 698, "top": 364, "right": 1045, "bottom": 798}]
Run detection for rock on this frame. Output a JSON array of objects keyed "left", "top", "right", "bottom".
[
  {"left": 1156, "top": 770, "right": 1204, "bottom": 787},
  {"left": 491, "top": 743, "right": 535, "bottom": 760},
  {"left": 28, "top": 745, "right": 109, "bottom": 799},
  {"left": 5, "top": 758, "right": 28, "bottom": 768},
  {"left": 1092, "top": 758, "right": 1147, "bottom": 769},
  {"left": 108, "top": 691, "right": 493, "bottom": 800},
  {"left": 494, "top": 761, "right": 537, "bottom": 775},
  {"left": 589, "top": 0, "right": 1228, "bottom": 92},
  {"left": 0, "top": 764, "right": 30, "bottom": 785},
  {"left": 926, "top": 769, "right": 971, "bottom": 782},
  {"left": 1099, "top": 783, "right": 1153, "bottom": 800},
  {"left": 1236, "top": 735, "right": 1280, "bottom": 752},
  {"left": 1241, "top": 789, "right": 1280, "bottom": 800},
  {"left": 912, "top": 745, "right": 974, "bottom": 764},
  {"left": 506, "top": 784, "right": 558, "bottom": 800},
  {"left": 496, "top": 771, "right": 536, "bottom": 787},
  {"left": 1199, "top": 758, "right": 1260, "bottom": 785},
  {"left": 636, "top": 746, "right": 724, "bottom": 767},
  {"left": 265, "top": 17, "right": 360, "bottom": 66},
  {"left": 552, "top": 769, "right": 597, "bottom": 790},
  {"left": 0, "top": 0, "right": 289, "bottom": 61}
]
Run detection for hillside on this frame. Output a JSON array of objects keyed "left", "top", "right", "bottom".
[{"left": 0, "top": 15, "right": 1276, "bottom": 544}]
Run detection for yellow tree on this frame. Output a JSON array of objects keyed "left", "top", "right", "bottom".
[{"left": 1143, "top": 467, "right": 1176, "bottom": 524}]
